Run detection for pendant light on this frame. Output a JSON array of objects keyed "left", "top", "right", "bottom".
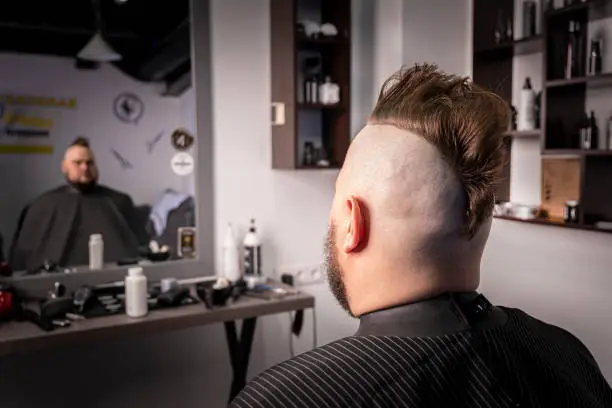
[{"left": 78, "top": 0, "right": 122, "bottom": 62}]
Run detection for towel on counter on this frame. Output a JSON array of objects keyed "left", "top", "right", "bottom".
[{"left": 149, "top": 190, "right": 191, "bottom": 236}]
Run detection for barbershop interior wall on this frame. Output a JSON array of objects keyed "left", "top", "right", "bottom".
[
  {"left": 474, "top": 0, "right": 612, "bottom": 380},
  {"left": 0, "top": 54, "right": 195, "bottom": 253}
]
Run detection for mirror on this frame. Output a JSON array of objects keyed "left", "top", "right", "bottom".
[{"left": 0, "top": 0, "right": 200, "bottom": 277}]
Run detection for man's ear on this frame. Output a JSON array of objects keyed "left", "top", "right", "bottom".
[{"left": 343, "top": 195, "right": 366, "bottom": 253}]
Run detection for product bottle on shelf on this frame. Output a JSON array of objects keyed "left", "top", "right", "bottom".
[
  {"left": 574, "top": 22, "right": 584, "bottom": 77},
  {"left": 518, "top": 77, "right": 536, "bottom": 131},
  {"left": 580, "top": 112, "right": 598, "bottom": 150},
  {"left": 588, "top": 111, "right": 599, "bottom": 150},
  {"left": 522, "top": 0, "right": 537, "bottom": 38},
  {"left": 565, "top": 21, "right": 577, "bottom": 79},
  {"left": 494, "top": 10, "right": 504, "bottom": 44},
  {"left": 319, "top": 76, "right": 340, "bottom": 105},
  {"left": 606, "top": 115, "right": 612, "bottom": 150},
  {"left": 505, "top": 17, "right": 513, "bottom": 42},
  {"left": 588, "top": 39, "right": 603, "bottom": 76}
]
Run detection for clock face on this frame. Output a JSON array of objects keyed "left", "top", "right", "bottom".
[{"left": 113, "top": 93, "right": 144, "bottom": 124}]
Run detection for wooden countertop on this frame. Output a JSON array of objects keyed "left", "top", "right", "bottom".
[{"left": 0, "top": 293, "right": 315, "bottom": 357}]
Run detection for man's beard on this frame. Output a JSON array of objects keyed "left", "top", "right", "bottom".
[
  {"left": 324, "top": 222, "right": 353, "bottom": 317},
  {"left": 66, "top": 177, "right": 97, "bottom": 194}
]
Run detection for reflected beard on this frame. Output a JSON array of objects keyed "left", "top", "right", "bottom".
[
  {"left": 66, "top": 178, "right": 97, "bottom": 194},
  {"left": 324, "top": 222, "right": 353, "bottom": 317}
]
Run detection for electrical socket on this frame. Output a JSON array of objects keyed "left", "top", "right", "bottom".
[{"left": 276, "top": 263, "right": 326, "bottom": 286}]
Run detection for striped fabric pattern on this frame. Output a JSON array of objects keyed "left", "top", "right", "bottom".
[{"left": 231, "top": 308, "right": 612, "bottom": 407}]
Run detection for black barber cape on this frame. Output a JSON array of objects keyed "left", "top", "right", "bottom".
[
  {"left": 10, "top": 185, "right": 143, "bottom": 272},
  {"left": 231, "top": 293, "right": 612, "bottom": 408}
]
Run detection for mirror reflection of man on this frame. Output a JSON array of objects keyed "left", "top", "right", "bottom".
[{"left": 10, "top": 137, "right": 147, "bottom": 272}]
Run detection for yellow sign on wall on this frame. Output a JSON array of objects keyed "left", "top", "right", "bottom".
[
  {"left": 0, "top": 93, "right": 75, "bottom": 154},
  {"left": 0, "top": 94, "right": 77, "bottom": 109}
]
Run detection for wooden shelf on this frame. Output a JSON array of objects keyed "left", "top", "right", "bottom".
[
  {"left": 545, "top": 0, "right": 592, "bottom": 17},
  {"left": 494, "top": 215, "right": 612, "bottom": 234},
  {"left": 542, "top": 149, "right": 612, "bottom": 157},
  {"left": 297, "top": 103, "right": 347, "bottom": 110},
  {"left": 297, "top": 164, "right": 341, "bottom": 170},
  {"left": 474, "top": 36, "right": 543, "bottom": 58},
  {"left": 297, "top": 37, "right": 349, "bottom": 49},
  {"left": 504, "top": 129, "right": 541, "bottom": 138},
  {"left": 544, "top": 0, "right": 611, "bottom": 20},
  {"left": 546, "top": 72, "right": 612, "bottom": 88},
  {"left": 270, "top": 0, "right": 351, "bottom": 170}
]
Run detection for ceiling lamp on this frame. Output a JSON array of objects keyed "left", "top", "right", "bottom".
[
  {"left": 78, "top": 32, "right": 122, "bottom": 62},
  {"left": 78, "top": 0, "right": 122, "bottom": 62}
]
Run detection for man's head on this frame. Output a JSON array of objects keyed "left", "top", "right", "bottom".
[
  {"left": 325, "top": 64, "right": 509, "bottom": 317},
  {"left": 61, "top": 137, "right": 99, "bottom": 190}
]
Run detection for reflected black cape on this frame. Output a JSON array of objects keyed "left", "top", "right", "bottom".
[{"left": 10, "top": 185, "right": 146, "bottom": 272}]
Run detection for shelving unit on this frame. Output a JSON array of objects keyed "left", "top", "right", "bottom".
[
  {"left": 505, "top": 129, "right": 542, "bottom": 138},
  {"left": 473, "top": 0, "right": 612, "bottom": 233},
  {"left": 270, "top": 0, "right": 351, "bottom": 170}
]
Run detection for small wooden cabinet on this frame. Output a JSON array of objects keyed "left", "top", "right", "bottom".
[{"left": 270, "top": 0, "right": 351, "bottom": 170}]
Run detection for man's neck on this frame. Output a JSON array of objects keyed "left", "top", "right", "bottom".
[
  {"left": 354, "top": 291, "right": 506, "bottom": 337},
  {"left": 67, "top": 181, "right": 98, "bottom": 194},
  {"left": 350, "top": 271, "right": 479, "bottom": 317}
]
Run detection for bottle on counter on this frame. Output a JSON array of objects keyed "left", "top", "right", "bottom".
[
  {"left": 88, "top": 233, "right": 104, "bottom": 270},
  {"left": 125, "top": 267, "right": 148, "bottom": 318},
  {"left": 222, "top": 223, "right": 242, "bottom": 283},
  {"left": 518, "top": 77, "right": 536, "bottom": 131},
  {"left": 243, "top": 219, "right": 262, "bottom": 276}
]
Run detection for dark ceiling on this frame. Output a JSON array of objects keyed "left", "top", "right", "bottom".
[{"left": 0, "top": 0, "right": 192, "bottom": 96}]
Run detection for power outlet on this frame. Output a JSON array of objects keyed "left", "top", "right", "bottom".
[{"left": 276, "top": 263, "right": 326, "bottom": 286}]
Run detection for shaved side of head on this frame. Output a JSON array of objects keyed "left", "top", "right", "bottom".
[
  {"left": 335, "top": 124, "right": 484, "bottom": 276},
  {"left": 326, "top": 63, "right": 509, "bottom": 316}
]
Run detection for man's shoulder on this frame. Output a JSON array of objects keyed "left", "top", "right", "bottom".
[
  {"left": 96, "top": 185, "right": 134, "bottom": 208},
  {"left": 231, "top": 338, "right": 361, "bottom": 407},
  {"left": 27, "top": 185, "right": 71, "bottom": 208},
  {"left": 501, "top": 306, "right": 598, "bottom": 363},
  {"left": 231, "top": 336, "right": 416, "bottom": 408},
  {"left": 97, "top": 185, "right": 130, "bottom": 200}
]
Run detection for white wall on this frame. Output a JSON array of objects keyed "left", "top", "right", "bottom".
[
  {"left": 0, "top": 54, "right": 195, "bottom": 252},
  {"left": 402, "top": 0, "right": 471, "bottom": 76},
  {"left": 209, "top": 0, "right": 361, "bottom": 369}
]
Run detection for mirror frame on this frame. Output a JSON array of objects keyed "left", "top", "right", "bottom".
[{"left": 1, "top": 0, "right": 215, "bottom": 298}]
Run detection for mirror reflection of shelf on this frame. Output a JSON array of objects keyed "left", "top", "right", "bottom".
[
  {"left": 297, "top": 102, "right": 346, "bottom": 110},
  {"left": 504, "top": 129, "right": 541, "bottom": 138},
  {"left": 546, "top": 72, "right": 612, "bottom": 88}
]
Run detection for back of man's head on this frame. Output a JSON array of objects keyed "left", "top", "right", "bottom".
[{"left": 326, "top": 64, "right": 510, "bottom": 316}]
